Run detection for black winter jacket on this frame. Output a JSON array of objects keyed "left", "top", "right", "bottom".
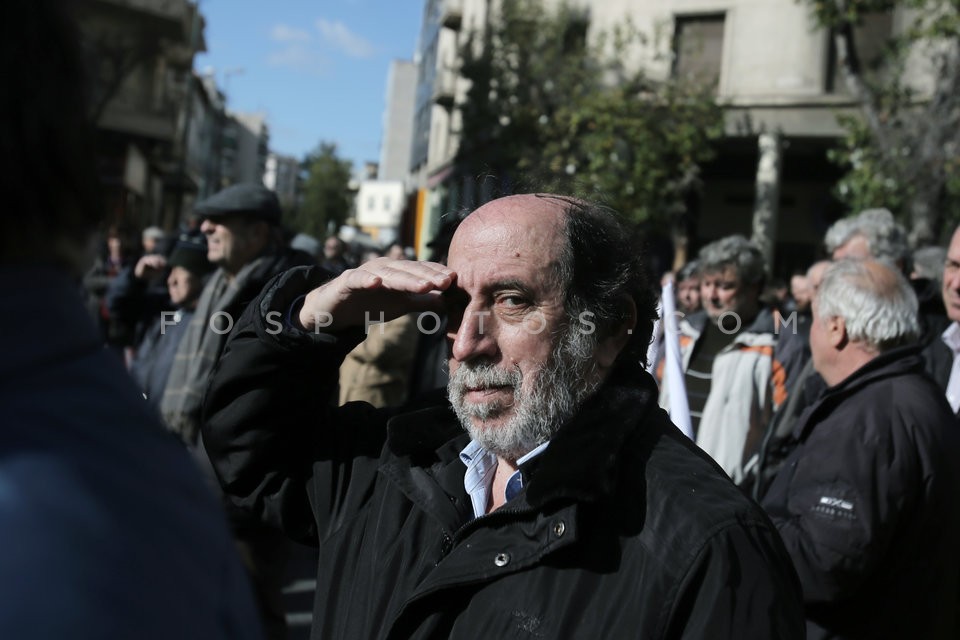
[
  {"left": 204, "top": 266, "right": 804, "bottom": 640},
  {"left": 921, "top": 314, "right": 954, "bottom": 394},
  {"left": 762, "top": 346, "right": 960, "bottom": 639}
]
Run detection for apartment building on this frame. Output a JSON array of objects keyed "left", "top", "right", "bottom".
[
  {"left": 76, "top": 0, "right": 205, "bottom": 230},
  {"left": 264, "top": 152, "right": 301, "bottom": 209},
  {"left": 407, "top": 0, "right": 898, "bottom": 268}
]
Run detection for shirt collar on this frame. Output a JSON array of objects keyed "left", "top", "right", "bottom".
[
  {"left": 459, "top": 440, "right": 550, "bottom": 518},
  {"left": 458, "top": 439, "right": 550, "bottom": 469},
  {"left": 942, "top": 322, "right": 960, "bottom": 353}
]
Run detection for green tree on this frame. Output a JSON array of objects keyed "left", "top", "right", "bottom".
[
  {"left": 293, "top": 142, "right": 353, "bottom": 239},
  {"left": 453, "top": 0, "right": 723, "bottom": 249},
  {"left": 804, "top": 0, "right": 960, "bottom": 244}
]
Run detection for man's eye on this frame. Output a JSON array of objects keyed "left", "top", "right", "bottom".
[{"left": 498, "top": 295, "right": 528, "bottom": 308}]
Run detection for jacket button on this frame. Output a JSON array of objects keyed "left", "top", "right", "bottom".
[
  {"left": 553, "top": 521, "right": 565, "bottom": 537},
  {"left": 494, "top": 552, "right": 510, "bottom": 567}
]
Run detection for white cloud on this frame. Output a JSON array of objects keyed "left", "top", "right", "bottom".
[
  {"left": 270, "top": 24, "right": 311, "bottom": 43},
  {"left": 267, "top": 44, "right": 328, "bottom": 74},
  {"left": 316, "top": 19, "right": 375, "bottom": 58}
]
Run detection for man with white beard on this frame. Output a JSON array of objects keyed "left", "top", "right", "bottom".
[{"left": 202, "top": 193, "right": 803, "bottom": 639}]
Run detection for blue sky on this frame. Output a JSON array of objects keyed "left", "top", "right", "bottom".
[{"left": 195, "top": 0, "right": 424, "bottom": 170}]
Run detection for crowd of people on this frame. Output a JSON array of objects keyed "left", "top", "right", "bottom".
[
  {"left": 654, "top": 208, "right": 960, "bottom": 638},
  {"left": 5, "top": 1, "right": 960, "bottom": 639}
]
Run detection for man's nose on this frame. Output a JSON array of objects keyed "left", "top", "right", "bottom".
[{"left": 449, "top": 309, "right": 498, "bottom": 363}]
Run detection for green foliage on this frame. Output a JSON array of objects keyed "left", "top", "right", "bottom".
[
  {"left": 292, "top": 142, "right": 353, "bottom": 238},
  {"left": 826, "top": 114, "right": 909, "bottom": 214},
  {"left": 453, "top": 0, "right": 723, "bottom": 229},
  {"left": 804, "top": 0, "right": 960, "bottom": 241}
]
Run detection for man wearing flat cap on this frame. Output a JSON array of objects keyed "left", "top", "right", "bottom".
[
  {"left": 161, "top": 182, "right": 297, "bottom": 439},
  {"left": 160, "top": 182, "right": 312, "bottom": 640}
]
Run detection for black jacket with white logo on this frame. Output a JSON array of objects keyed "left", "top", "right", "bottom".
[{"left": 762, "top": 346, "right": 960, "bottom": 639}]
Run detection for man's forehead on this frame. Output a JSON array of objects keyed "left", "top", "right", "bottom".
[
  {"left": 451, "top": 198, "right": 566, "bottom": 253},
  {"left": 948, "top": 228, "right": 960, "bottom": 257},
  {"left": 701, "top": 265, "right": 739, "bottom": 279}
]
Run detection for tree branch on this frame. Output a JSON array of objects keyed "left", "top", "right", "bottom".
[{"left": 834, "top": 12, "right": 894, "bottom": 153}]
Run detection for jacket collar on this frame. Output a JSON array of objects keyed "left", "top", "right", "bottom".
[
  {"left": 522, "top": 363, "right": 659, "bottom": 508},
  {"left": 681, "top": 306, "right": 775, "bottom": 340},
  {"left": 796, "top": 344, "right": 924, "bottom": 440},
  {"left": 385, "top": 363, "right": 661, "bottom": 508}
]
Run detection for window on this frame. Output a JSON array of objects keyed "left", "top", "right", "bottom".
[
  {"left": 825, "top": 11, "right": 893, "bottom": 94},
  {"left": 672, "top": 14, "right": 725, "bottom": 89}
]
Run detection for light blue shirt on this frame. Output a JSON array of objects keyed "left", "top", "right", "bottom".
[{"left": 458, "top": 440, "right": 550, "bottom": 519}]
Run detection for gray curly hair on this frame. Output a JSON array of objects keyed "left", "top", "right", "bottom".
[
  {"left": 824, "top": 208, "right": 910, "bottom": 267},
  {"left": 696, "top": 235, "right": 766, "bottom": 286}
]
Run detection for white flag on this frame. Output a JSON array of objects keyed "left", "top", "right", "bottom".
[{"left": 661, "top": 280, "right": 694, "bottom": 440}]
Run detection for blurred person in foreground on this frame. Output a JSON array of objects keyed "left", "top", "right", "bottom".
[
  {"left": 203, "top": 193, "right": 803, "bottom": 639},
  {"left": 762, "top": 259, "right": 960, "bottom": 639},
  {"left": 0, "top": 1, "right": 261, "bottom": 637}
]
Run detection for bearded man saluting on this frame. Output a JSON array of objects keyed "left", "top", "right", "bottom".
[{"left": 203, "top": 193, "right": 803, "bottom": 639}]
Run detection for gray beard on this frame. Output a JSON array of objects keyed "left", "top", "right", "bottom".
[{"left": 447, "top": 325, "right": 599, "bottom": 463}]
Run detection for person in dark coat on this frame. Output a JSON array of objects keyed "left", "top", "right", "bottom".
[
  {"left": 203, "top": 193, "right": 804, "bottom": 639},
  {"left": 109, "top": 235, "right": 215, "bottom": 408},
  {"left": 105, "top": 249, "right": 171, "bottom": 349},
  {"left": 0, "top": 1, "right": 262, "bottom": 637},
  {"left": 762, "top": 259, "right": 960, "bottom": 639},
  {"left": 160, "top": 182, "right": 313, "bottom": 443}
]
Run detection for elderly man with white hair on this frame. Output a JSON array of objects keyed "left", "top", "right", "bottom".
[{"left": 762, "top": 259, "right": 960, "bottom": 639}]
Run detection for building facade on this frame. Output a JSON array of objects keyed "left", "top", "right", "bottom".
[
  {"left": 228, "top": 111, "right": 270, "bottom": 185},
  {"left": 402, "top": 0, "right": 901, "bottom": 270},
  {"left": 264, "top": 152, "right": 300, "bottom": 209},
  {"left": 77, "top": 0, "right": 207, "bottom": 231},
  {"left": 379, "top": 60, "right": 419, "bottom": 183}
]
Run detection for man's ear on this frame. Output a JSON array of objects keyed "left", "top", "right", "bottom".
[
  {"left": 827, "top": 314, "right": 848, "bottom": 350},
  {"left": 596, "top": 296, "right": 637, "bottom": 369},
  {"left": 248, "top": 220, "right": 272, "bottom": 247}
]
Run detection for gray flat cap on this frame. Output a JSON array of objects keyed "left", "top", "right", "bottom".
[{"left": 195, "top": 183, "right": 281, "bottom": 225}]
